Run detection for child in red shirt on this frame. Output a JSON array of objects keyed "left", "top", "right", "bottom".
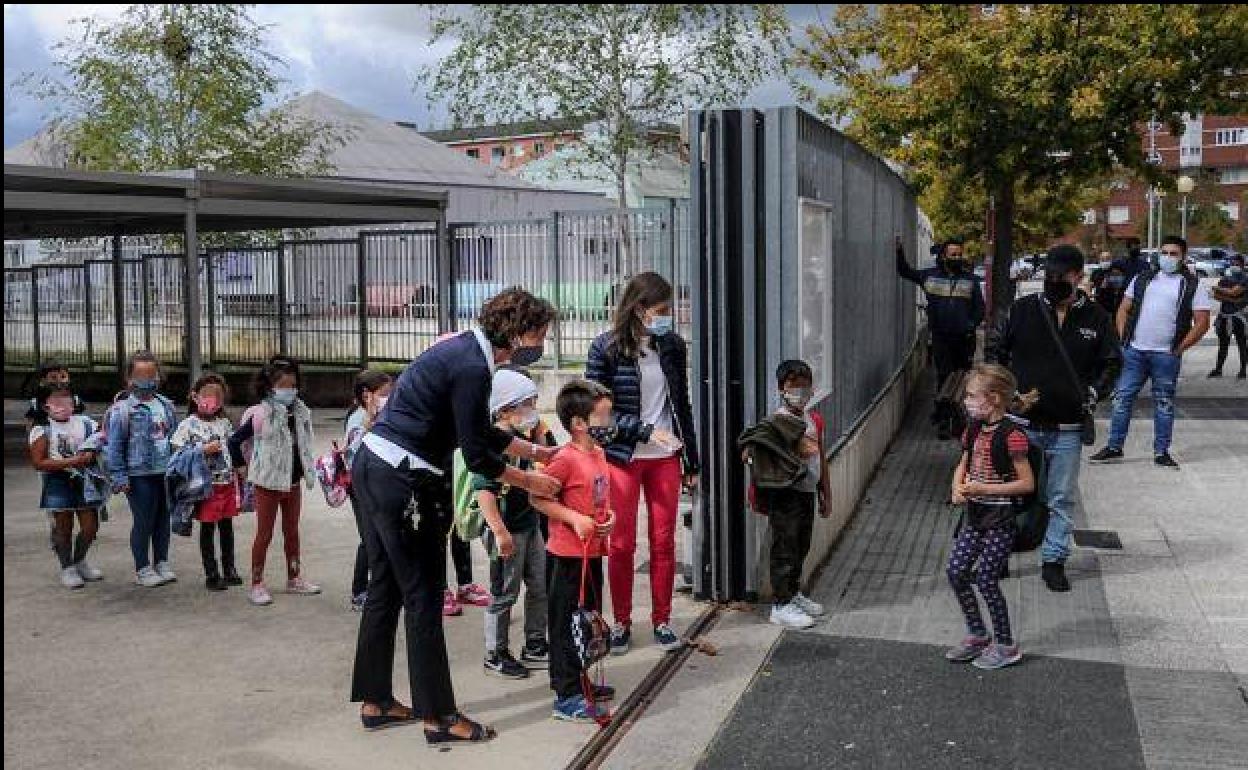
[{"left": 533, "top": 380, "right": 618, "bottom": 723}]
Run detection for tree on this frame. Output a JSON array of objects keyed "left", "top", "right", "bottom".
[
  {"left": 792, "top": 4, "right": 1248, "bottom": 319},
  {"left": 1182, "top": 170, "right": 1234, "bottom": 246},
  {"left": 421, "top": 4, "right": 789, "bottom": 211},
  {"left": 22, "top": 4, "right": 343, "bottom": 176}
]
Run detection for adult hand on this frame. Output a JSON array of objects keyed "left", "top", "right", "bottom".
[
  {"left": 525, "top": 470, "right": 561, "bottom": 499},
  {"left": 496, "top": 531, "right": 516, "bottom": 560},
  {"left": 571, "top": 514, "right": 597, "bottom": 542},
  {"left": 651, "top": 428, "right": 683, "bottom": 452},
  {"left": 596, "top": 510, "right": 616, "bottom": 537}
]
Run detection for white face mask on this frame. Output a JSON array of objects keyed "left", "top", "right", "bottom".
[
  {"left": 515, "top": 409, "right": 540, "bottom": 434},
  {"left": 372, "top": 396, "right": 389, "bottom": 414},
  {"left": 963, "top": 396, "right": 994, "bottom": 421},
  {"left": 1159, "top": 254, "right": 1182, "bottom": 274}
]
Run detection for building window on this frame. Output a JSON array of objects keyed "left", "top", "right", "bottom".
[
  {"left": 1220, "top": 167, "right": 1248, "bottom": 185},
  {"left": 980, "top": 4, "right": 997, "bottom": 17},
  {"left": 465, "top": 148, "right": 480, "bottom": 159},
  {"left": 513, "top": 145, "right": 525, "bottom": 157},
  {"left": 1214, "top": 128, "right": 1248, "bottom": 146},
  {"left": 534, "top": 142, "right": 545, "bottom": 157},
  {"left": 490, "top": 146, "right": 505, "bottom": 165},
  {"left": 1082, "top": 209, "right": 1097, "bottom": 225},
  {"left": 1220, "top": 201, "right": 1241, "bottom": 221},
  {"left": 1108, "top": 206, "right": 1130, "bottom": 225}
]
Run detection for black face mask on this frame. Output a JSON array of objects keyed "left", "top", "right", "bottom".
[
  {"left": 1043, "top": 276, "right": 1074, "bottom": 304},
  {"left": 588, "top": 421, "right": 618, "bottom": 447}
]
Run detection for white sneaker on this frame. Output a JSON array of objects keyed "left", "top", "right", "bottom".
[
  {"left": 285, "top": 577, "right": 321, "bottom": 595},
  {"left": 248, "top": 583, "right": 274, "bottom": 606},
  {"left": 769, "top": 602, "right": 814, "bottom": 630},
  {"left": 75, "top": 561, "right": 103, "bottom": 582},
  {"left": 792, "top": 592, "right": 825, "bottom": 618},
  {"left": 136, "top": 567, "right": 165, "bottom": 588},
  {"left": 60, "top": 566, "right": 85, "bottom": 589},
  {"left": 155, "top": 561, "right": 177, "bottom": 584}
]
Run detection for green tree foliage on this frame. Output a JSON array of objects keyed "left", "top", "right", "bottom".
[
  {"left": 421, "top": 4, "right": 789, "bottom": 209},
  {"left": 792, "top": 4, "right": 1248, "bottom": 317},
  {"left": 23, "top": 4, "right": 344, "bottom": 176}
]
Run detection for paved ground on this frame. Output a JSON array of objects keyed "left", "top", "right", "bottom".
[
  {"left": 3, "top": 408, "right": 704, "bottom": 770},
  {"left": 693, "top": 339, "right": 1246, "bottom": 769}
]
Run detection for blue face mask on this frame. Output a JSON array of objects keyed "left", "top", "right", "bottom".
[
  {"left": 646, "top": 315, "right": 674, "bottom": 336},
  {"left": 1159, "top": 254, "right": 1182, "bottom": 274},
  {"left": 271, "top": 388, "right": 297, "bottom": 406},
  {"left": 131, "top": 379, "right": 158, "bottom": 397}
]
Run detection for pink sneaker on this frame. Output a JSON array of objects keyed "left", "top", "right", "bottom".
[
  {"left": 286, "top": 576, "right": 322, "bottom": 595},
  {"left": 458, "top": 583, "right": 492, "bottom": 607},
  {"left": 442, "top": 589, "right": 463, "bottom": 616},
  {"left": 248, "top": 583, "right": 274, "bottom": 606}
]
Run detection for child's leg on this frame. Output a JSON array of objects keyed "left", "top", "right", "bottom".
[
  {"left": 547, "top": 554, "right": 583, "bottom": 699},
  {"left": 484, "top": 547, "right": 521, "bottom": 654},
  {"left": 200, "top": 521, "right": 219, "bottom": 575},
  {"left": 218, "top": 518, "right": 237, "bottom": 576},
  {"left": 793, "top": 491, "right": 817, "bottom": 594},
  {"left": 946, "top": 527, "right": 989, "bottom": 638},
  {"left": 768, "top": 490, "right": 808, "bottom": 605},
  {"left": 606, "top": 461, "right": 644, "bottom": 627},
  {"left": 251, "top": 487, "right": 281, "bottom": 584},
  {"left": 972, "top": 527, "right": 1016, "bottom": 646},
  {"left": 522, "top": 530, "right": 550, "bottom": 645},
  {"left": 73, "top": 508, "right": 99, "bottom": 565},
  {"left": 51, "top": 511, "right": 74, "bottom": 568},
  {"left": 279, "top": 485, "right": 303, "bottom": 579},
  {"left": 150, "top": 476, "right": 172, "bottom": 565},
  {"left": 126, "top": 477, "right": 158, "bottom": 570},
  {"left": 449, "top": 529, "right": 473, "bottom": 588},
  {"left": 641, "top": 455, "right": 682, "bottom": 627}
]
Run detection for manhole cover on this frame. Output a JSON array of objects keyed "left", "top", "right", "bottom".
[{"left": 1073, "top": 529, "right": 1123, "bottom": 549}]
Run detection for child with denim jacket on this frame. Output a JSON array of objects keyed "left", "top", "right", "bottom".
[{"left": 105, "top": 351, "right": 179, "bottom": 588}]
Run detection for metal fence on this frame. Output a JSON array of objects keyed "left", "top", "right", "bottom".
[{"left": 3, "top": 203, "right": 691, "bottom": 372}]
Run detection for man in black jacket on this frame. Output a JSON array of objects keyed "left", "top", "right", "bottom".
[
  {"left": 987, "top": 245, "right": 1122, "bottom": 593},
  {"left": 897, "top": 236, "right": 985, "bottom": 439}
]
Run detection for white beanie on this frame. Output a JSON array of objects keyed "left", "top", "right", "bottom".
[{"left": 489, "top": 369, "right": 539, "bottom": 416}]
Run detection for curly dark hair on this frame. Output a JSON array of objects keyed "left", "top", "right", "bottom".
[
  {"left": 188, "top": 372, "right": 229, "bottom": 418},
  {"left": 253, "top": 356, "right": 301, "bottom": 402},
  {"left": 478, "top": 288, "right": 557, "bottom": 349}
]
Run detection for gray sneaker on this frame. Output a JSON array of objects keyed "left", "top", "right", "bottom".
[
  {"left": 944, "top": 634, "right": 991, "bottom": 662},
  {"left": 972, "top": 643, "right": 1023, "bottom": 670}
]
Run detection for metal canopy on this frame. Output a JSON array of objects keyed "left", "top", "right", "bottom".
[{"left": 3, "top": 164, "right": 447, "bottom": 238}]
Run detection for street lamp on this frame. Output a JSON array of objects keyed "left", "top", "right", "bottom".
[
  {"left": 1177, "top": 175, "right": 1195, "bottom": 240},
  {"left": 1154, "top": 187, "right": 1167, "bottom": 248}
]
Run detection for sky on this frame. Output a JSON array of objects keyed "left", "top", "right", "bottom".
[{"left": 3, "top": 4, "right": 831, "bottom": 150}]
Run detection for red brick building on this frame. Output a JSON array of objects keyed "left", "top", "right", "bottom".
[
  {"left": 1065, "top": 114, "right": 1248, "bottom": 252},
  {"left": 412, "top": 118, "right": 586, "bottom": 172}
]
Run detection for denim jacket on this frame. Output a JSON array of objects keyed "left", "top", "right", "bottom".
[
  {"left": 105, "top": 394, "right": 178, "bottom": 488},
  {"left": 166, "top": 444, "right": 213, "bottom": 537}
]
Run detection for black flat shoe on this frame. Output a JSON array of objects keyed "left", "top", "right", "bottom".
[
  {"left": 361, "top": 701, "right": 416, "bottom": 732},
  {"left": 424, "top": 713, "right": 496, "bottom": 744}
]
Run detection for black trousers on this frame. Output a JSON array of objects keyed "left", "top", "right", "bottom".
[
  {"left": 1214, "top": 314, "right": 1247, "bottom": 373},
  {"left": 349, "top": 447, "right": 456, "bottom": 718},
  {"left": 449, "top": 528, "right": 472, "bottom": 588},
  {"left": 931, "top": 331, "right": 976, "bottom": 425},
  {"left": 767, "top": 489, "right": 815, "bottom": 604},
  {"left": 198, "top": 519, "right": 235, "bottom": 575},
  {"left": 547, "top": 553, "right": 603, "bottom": 699},
  {"left": 348, "top": 491, "right": 369, "bottom": 597}
]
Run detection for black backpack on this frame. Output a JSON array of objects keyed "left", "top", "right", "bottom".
[{"left": 961, "top": 419, "right": 1049, "bottom": 552}]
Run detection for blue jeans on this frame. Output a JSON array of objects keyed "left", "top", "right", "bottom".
[
  {"left": 1025, "top": 428, "right": 1082, "bottom": 564},
  {"left": 1107, "top": 346, "right": 1182, "bottom": 455},
  {"left": 127, "top": 474, "right": 171, "bottom": 570}
]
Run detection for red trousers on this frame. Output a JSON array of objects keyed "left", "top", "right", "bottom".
[
  {"left": 607, "top": 454, "right": 682, "bottom": 628},
  {"left": 252, "top": 485, "right": 303, "bottom": 584}
]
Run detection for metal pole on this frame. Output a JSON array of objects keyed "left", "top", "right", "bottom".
[
  {"left": 1146, "top": 189, "right": 1154, "bottom": 251},
  {"left": 30, "top": 267, "right": 41, "bottom": 365},
  {"left": 112, "top": 234, "right": 126, "bottom": 378},
  {"left": 140, "top": 253, "right": 152, "bottom": 351},
  {"left": 1181, "top": 195, "right": 1188, "bottom": 240},
  {"left": 276, "top": 241, "right": 289, "bottom": 356},
  {"left": 82, "top": 264, "right": 94, "bottom": 370},
  {"left": 185, "top": 190, "right": 202, "bottom": 384},
  {"left": 436, "top": 213, "right": 454, "bottom": 336},
  {"left": 550, "top": 212, "right": 563, "bottom": 368},
  {"left": 205, "top": 250, "right": 217, "bottom": 366},
  {"left": 357, "top": 233, "right": 369, "bottom": 366}
]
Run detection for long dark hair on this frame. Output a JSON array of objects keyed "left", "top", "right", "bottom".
[
  {"left": 346, "top": 368, "right": 392, "bottom": 419},
  {"left": 610, "top": 272, "right": 673, "bottom": 360},
  {"left": 253, "top": 356, "right": 301, "bottom": 402}
]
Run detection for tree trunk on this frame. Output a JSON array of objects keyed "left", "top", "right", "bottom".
[
  {"left": 989, "top": 180, "right": 1015, "bottom": 326},
  {"left": 615, "top": 151, "right": 634, "bottom": 274}
]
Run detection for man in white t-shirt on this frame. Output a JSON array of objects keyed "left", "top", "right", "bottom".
[{"left": 1090, "top": 235, "right": 1212, "bottom": 470}]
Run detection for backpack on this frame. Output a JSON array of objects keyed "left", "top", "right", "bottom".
[
  {"left": 961, "top": 419, "right": 1049, "bottom": 553},
  {"left": 314, "top": 441, "right": 351, "bottom": 508},
  {"left": 451, "top": 449, "right": 497, "bottom": 544}
]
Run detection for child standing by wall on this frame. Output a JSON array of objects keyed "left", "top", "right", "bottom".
[
  {"left": 738, "top": 359, "right": 832, "bottom": 630},
  {"left": 946, "top": 363, "right": 1035, "bottom": 671},
  {"left": 476, "top": 369, "right": 550, "bottom": 679},
  {"left": 29, "top": 384, "right": 103, "bottom": 589},
  {"left": 228, "top": 357, "right": 321, "bottom": 607},
  {"left": 532, "top": 380, "right": 618, "bottom": 723},
  {"left": 105, "top": 351, "right": 179, "bottom": 588},
  {"left": 170, "top": 373, "right": 241, "bottom": 591},
  {"left": 343, "top": 369, "right": 393, "bottom": 611}
]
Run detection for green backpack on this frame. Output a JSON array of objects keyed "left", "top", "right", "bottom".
[{"left": 451, "top": 449, "right": 484, "bottom": 542}]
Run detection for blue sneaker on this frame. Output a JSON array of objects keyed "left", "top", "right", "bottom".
[
  {"left": 972, "top": 643, "right": 1023, "bottom": 670},
  {"left": 552, "top": 694, "right": 606, "bottom": 723},
  {"left": 653, "top": 623, "right": 684, "bottom": 652},
  {"left": 610, "top": 624, "right": 631, "bottom": 656}
]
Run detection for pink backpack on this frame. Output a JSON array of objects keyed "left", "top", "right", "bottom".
[{"left": 314, "top": 441, "right": 351, "bottom": 508}]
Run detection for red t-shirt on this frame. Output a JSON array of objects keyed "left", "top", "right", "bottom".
[
  {"left": 542, "top": 443, "right": 611, "bottom": 558},
  {"left": 963, "top": 423, "right": 1030, "bottom": 506}
]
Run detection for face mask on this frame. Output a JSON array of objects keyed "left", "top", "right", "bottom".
[
  {"left": 588, "top": 420, "right": 617, "bottom": 447},
  {"left": 46, "top": 401, "right": 73, "bottom": 422},
  {"left": 945, "top": 258, "right": 966, "bottom": 272},
  {"left": 510, "top": 344, "right": 544, "bottom": 367},
  {"left": 515, "top": 409, "right": 540, "bottom": 434},
  {"left": 373, "top": 396, "right": 389, "bottom": 414},
  {"left": 196, "top": 396, "right": 220, "bottom": 415},
  {"left": 272, "top": 388, "right": 297, "bottom": 406},
  {"left": 782, "top": 387, "right": 813, "bottom": 411},
  {"left": 1159, "top": 254, "right": 1181, "bottom": 274},
  {"left": 1043, "top": 276, "right": 1074, "bottom": 304},
  {"left": 962, "top": 396, "right": 993, "bottom": 421},
  {"left": 645, "top": 315, "right": 674, "bottom": 336},
  {"left": 131, "top": 378, "right": 158, "bottom": 397}
]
